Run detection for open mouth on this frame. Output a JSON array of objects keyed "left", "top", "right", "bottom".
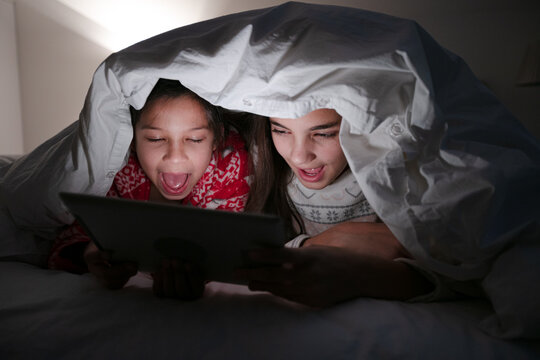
[
  {"left": 160, "top": 172, "right": 190, "bottom": 196},
  {"left": 298, "top": 166, "right": 324, "bottom": 182}
]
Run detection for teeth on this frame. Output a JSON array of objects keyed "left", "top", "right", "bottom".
[{"left": 304, "top": 168, "right": 321, "bottom": 175}]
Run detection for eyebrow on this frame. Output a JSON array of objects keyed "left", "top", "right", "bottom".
[
  {"left": 140, "top": 125, "right": 210, "bottom": 131},
  {"left": 270, "top": 120, "right": 340, "bottom": 131}
]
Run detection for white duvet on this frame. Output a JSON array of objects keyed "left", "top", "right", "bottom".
[{"left": 1, "top": 2, "right": 539, "bottom": 339}]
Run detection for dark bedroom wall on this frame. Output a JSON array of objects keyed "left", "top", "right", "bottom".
[{"left": 415, "top": 4, "right": 540, "bottom": 138}]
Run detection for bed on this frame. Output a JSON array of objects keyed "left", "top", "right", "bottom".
[
  {"left": 0, "top": 261, "right": 538, "bottom": 359},
  {"left": 1, "top": 2, "right": 540, "bottom": 358}
]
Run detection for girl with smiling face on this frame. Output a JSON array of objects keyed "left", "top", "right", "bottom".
[
  {"left": 49, "top": 79, "right": 251, "bottom": 299},
  {"left": 270, "top": 109, "right": 348, "bottom": 191},
  {"left": 136, "top": 95, "right": 217, "bottom": 203},
  {"left": 134, "top": 87, "right": 220, "bottom": 205},
  {"left": 238, "top": 109, "right": 433, "bottom": 307}
]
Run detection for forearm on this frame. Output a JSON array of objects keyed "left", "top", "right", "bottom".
[
  {"left": 303, "top": 221, "right": 411, "bottom": 260},
  {"left": 240, "top": 245, "right": 436, "bottom": 307},
  {"left": 296, "top": 222, "right": 433, "bottom": 301},
  {"left": 353, "top": 256, "right": 434, "bottom": 301}
]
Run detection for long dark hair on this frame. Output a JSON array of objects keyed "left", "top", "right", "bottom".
[
  {"left": 130, "top": 80, "right": 299, "bottom": 224},
  {"left": 241, "top": 116, "right": 304, "bottom": 237}
]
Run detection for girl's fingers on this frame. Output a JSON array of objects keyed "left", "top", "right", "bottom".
[
  {"left": 249, "top": 280, "right": 287, "bottom": 293},
  {"left": 182, "top": 263, "right": 205, "bottom": 300},
  {"left": 152, "top": 270, "right": 164, "bottom": 297},
  {"left": 102, "top": 263, "right": 138, "bottom": 289},
  {"left": 245, "top": 247, "right": 299, "bottom": 266},
  {"left": 248, "top": 280, "right": 305, "bottom": 303},
  {"left": 163, "top": 259, "right": 181, "bottom": 298},
  {"left": 153, "top": 260, "right": 175, "bottom": 297},
  {"left": 153, "top": 259, "right": 205, "bottom": 300},
  {"left": 172, "top": 260, "right": 197, "bottom": 299},
  {"left": 85, "top": 243, "right": 137, "bottom": 288},
  {"left": 238, "top": 266, "right": 292, "bottom": 283}
]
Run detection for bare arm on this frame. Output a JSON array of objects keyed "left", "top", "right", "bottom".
[
  {"left": 237, "top": 221, "right": 433, "bottom": 307},
  {"left": 238, "top": 246, "right": 433, "bottom": 307},
  {"left": 303, "top": 221, "right": 411, "bottom": 260}
]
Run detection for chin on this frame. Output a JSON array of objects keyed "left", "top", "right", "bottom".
[
  {"left": 157, "top": 189, "right": 189, "bottom": 202},
  {"left": 299, "top": 180, "right": 328, "bottom": 190},
  {"left": 164, "top": 193, "right": 188, "bottom": 201}
]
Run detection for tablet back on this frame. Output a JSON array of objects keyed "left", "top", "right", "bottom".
[{"left": 59, "top": 192, "right": 286, "bottom": 284}]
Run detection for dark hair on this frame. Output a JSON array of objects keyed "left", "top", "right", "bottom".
[
  {"left": 218, "top": 110, "right": 271, "bottom": 215},
  {"left": 130, "top": 78, "right": 226, "bottom": 147},
  {"left": 243, "top": 116, "right": 304, "bottom": 237},
  {"left": 131, "top": 80, "right": 300, "bottom": 221}
]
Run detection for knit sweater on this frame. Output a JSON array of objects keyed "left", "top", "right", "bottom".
[{"left": 285, "top": 168, "right": 377, "bottom": 247}]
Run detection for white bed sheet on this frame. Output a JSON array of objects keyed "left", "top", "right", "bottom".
[{"left": 1, "top": 261, "right": 539, "bottom": 359}]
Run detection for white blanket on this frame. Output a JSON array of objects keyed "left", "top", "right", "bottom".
[{"left": 1, "top": 1, "right": 539, "bottom": 339}]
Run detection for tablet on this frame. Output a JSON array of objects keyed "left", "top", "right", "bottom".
[{"left": 59, "top": 192, "right": 285, "bottom": 284}]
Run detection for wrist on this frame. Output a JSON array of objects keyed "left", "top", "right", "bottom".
[{"left": 285, "top": 234, "right": 310, "bottom": 248}]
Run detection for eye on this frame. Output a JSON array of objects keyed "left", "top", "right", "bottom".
[
  {"left": 187, "top": 138, "right": 204, "bottom": 143},
  {"left": 314, "top": 132, "right": 338, "bottom": 139},
  {"left": 146, "top": 137, "right": 164, "bottom": 143},
  {"left": 271, "top": 128, "right": 288, "bottom": 135}
]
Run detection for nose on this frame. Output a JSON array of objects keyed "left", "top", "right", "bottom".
[
  {"left": 289, "top": 137, "right": 315, "bottom": 166},
  {"left": 163, "top": 141, "right": 188, "bottom": 163}
]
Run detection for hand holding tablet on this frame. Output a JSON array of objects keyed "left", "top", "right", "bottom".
[{"left": 59, "top": 192, "right": 285, "bottom": 284}]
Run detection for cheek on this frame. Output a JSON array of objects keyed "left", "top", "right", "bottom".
[
  {"left": 135, "top": 142, "right": 159, "bottom": 171},
  {"left": 271, "top": 135, "right": 289, "bottom": 160},
  {"left": 327, "top": 142, "right": 347, "bottom": 167},
  {"left": 335, "top": 153, "right": 348, "bottom": 172},
  {"left": 190, "top": 145, "right": 214, "bottom": 171}
]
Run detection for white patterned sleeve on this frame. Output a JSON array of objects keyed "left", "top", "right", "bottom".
[{"left": 285, "top": 234, "right": 311, "bottom": 248}]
